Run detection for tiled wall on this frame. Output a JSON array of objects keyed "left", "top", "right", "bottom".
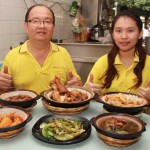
[
  {"left": 0, "top": 0, "right": 27, "bottom": 60},
  {"left": 0, "top": 0, "right": 80, "bottom": 60},
  {"left": 46, "top": 0, "right": 77, "bottom": 40}
]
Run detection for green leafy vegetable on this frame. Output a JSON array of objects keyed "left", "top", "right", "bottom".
[{"left": 41, "top": 118, "right": 85, "bottom": 141}]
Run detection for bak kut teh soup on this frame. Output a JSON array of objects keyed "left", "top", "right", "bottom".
[{"left": 99, "top": 117, "right": 139, "bottom": 134}]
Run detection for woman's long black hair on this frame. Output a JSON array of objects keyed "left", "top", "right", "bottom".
[{"left": 101, "top": 10, "right": 146, "bottom": 89}]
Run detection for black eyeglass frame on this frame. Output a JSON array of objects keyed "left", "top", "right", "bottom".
[{"left": 27, "top": 19, "right": 54, "bottom": 25}]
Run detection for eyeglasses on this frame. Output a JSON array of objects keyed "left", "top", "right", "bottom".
[{"left": 28, "top": 18, "right": 53, "bottom": 26}]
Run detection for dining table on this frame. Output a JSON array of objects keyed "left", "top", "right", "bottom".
[{"left": 0, "top": 99, "right": 150, "bottom": 150}]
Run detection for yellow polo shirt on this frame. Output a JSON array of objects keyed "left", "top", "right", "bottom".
[
  {"left": 2, "top": 41, "right": 80, "bottom": 94},
  {"left": 86, "top": 54, "right": 150, "bottom": 95}
]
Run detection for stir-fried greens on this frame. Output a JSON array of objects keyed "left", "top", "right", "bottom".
[{"left": 40, "top": 118, "right": 85, "bottom": 141}]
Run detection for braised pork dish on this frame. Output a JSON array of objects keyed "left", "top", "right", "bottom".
[
  {"left": 5, "top": 94, "right": 32, "bottom": 102},
  {"left": 50, "top": 77, "right": 88, "bottom": 103}
]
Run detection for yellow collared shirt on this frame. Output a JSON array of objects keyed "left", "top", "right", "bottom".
[
  {"left": 2, "top": 41, "right": 80, "bottom": 94},
  {"left": 86, "top": 54, "right": 150, "bottom": 95}
]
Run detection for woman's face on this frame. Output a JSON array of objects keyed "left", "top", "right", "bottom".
[{"left": 112, "top": 16, "right": 143, "bottom": 52}]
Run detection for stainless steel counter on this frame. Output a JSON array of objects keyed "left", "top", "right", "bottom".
[{"left": 57, "top": 42, "right": 112, "bottom": 83}]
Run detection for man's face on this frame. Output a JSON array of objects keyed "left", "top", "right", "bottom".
[{"left": 24, "top": 6, "right": 54, "bottom": 42}]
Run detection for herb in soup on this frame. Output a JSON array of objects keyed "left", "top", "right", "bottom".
[{"left": 100, "top": 117, "right": 139, "bottom": 134}]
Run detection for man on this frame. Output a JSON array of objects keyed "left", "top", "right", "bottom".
[{"left": 0, "top": 4, "right": 82, "bottom": 94}]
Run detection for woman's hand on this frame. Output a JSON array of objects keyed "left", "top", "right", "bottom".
[
  {"left": 84, "top": 74, "right": 101, "bottom": 94},
  {"left": 138, "top": 80, "right": 150, "bottom": 101},
  {"left": 67, "top": 71, "right": 83, "bottom": 86},
  {"left": 0, "top": 65, "right": 13, "bottom": 93}
]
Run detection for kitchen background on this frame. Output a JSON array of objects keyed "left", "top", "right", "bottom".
[
  {"left": 0, "top": 0, "right": 81, "bottom": 60},
  {"left": 0, "top": 0, "right": 149, "bottom": 82}
]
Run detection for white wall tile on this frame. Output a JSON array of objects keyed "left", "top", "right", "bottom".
[
  {"left": 0, "top": 52, "right": 4, "bottom": 61},
  {"left": 10, "top": 21, "right": 19, "bottom": 34},
  {"left": 60, "top": 0, "right": 75, "bottom": 3},
  {"left": 1, "top": 35, "right": 11, "bottom": 50},
  {"left": 10, "top": 0, "right": 20, "bottom": 7},
  {"left": 0, "top": 6, "right": 11, "bottom": 20},
  {"left": 0, "top": 22, "right": 2, "bottom": 35},
  {"left": 23, "top": 0, "right": 35, "bottom": 8},
  {"left": 18, "top": 21, "right": 26, "bottom": 34},
  {"left": 11, "top": 35, "right": 19, "bottom": 48},
  {"left": 51, "top": 3, "right": 64, "bottom": 13},
  {"left": 0, "top": 6, "right": 1, "bottom": 20},
  {"left": 0, "top": 0, "right": 77, "bottom": 53},
  {"left": 21, "top": 33, "right": 28, "bottom": 42},
  {"left": 20, "top": 0, "right": 27, "bottom": 8},
  {"left": 0, "top": 0, "right": 10, "bottom": 6},
  {"left": 35, "top": 0, "right": 47, "bottom": 5},
  {"left": 0, "top": 35, "right": 2, "bottom": 49},
  {"left": 1, "top": 21, "right": 11, "bottom": 35},
  {"left": 0, "top": 49, "right": 9, "bottom": 60},
  {"left": 10, "top": 7, "right": 19, "bottom": 21},
  {"left": 18, "top": 34, "right": 28, "bottom": 43},
  {"left": 18, "top": 8, "right": 27, "bottom": 21}
]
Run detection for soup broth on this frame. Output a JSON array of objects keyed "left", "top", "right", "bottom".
[{"left": 99, "top": 117, "right": 139, "bottom": 134}]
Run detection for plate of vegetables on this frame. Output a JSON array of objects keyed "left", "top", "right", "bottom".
[{"left": 32, "top": 115, "right": 91, "bottom": 145}]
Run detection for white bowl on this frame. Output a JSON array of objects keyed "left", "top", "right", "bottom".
[{"left": 0, "top": 90, "right": 40, "bottom": 108}]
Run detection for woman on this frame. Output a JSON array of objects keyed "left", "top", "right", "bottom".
[{"left": 84, "top": 10, "right": 150, "bottom": 99}]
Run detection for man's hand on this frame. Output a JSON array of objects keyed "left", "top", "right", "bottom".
[
  {"left": 84, "top": 74, "right": 101, "bottom": 94},
  {"left": 67, "top": 71, "right": 82, "bottom": 86},
  {"left": 0, "top": 65, "right": 13, "bottom": 92}
]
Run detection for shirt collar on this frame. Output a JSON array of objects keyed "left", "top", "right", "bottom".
[
  {"left": 51, "top": 42, "right": 60, "bottom": 52},
  {"left": 19, "top": 41, "right": 28, "bottom": 53},
  {"left": 114, "top": 53, "right": 139, "bottom": 65},
  {"left": 19, "top": 41, "right": 59, "bottom": 53}
]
